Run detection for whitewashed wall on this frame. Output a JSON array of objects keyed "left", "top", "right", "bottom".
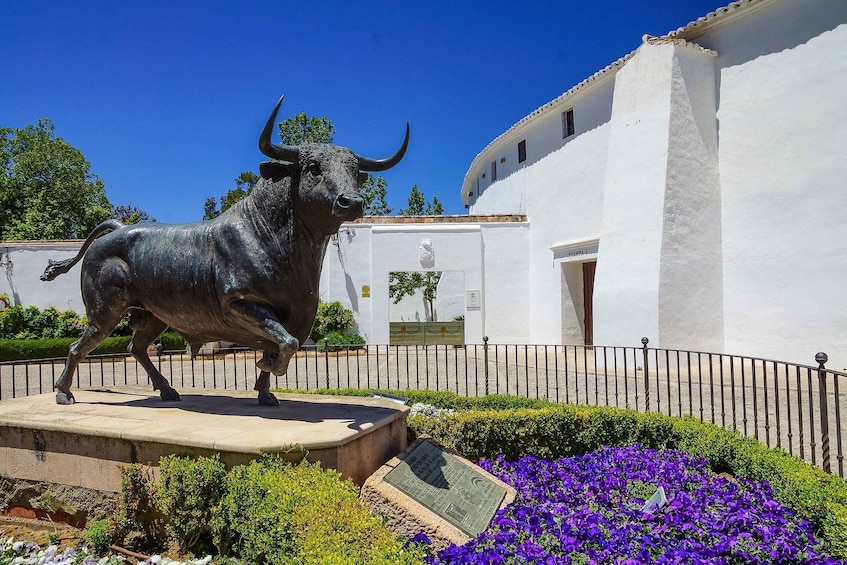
[
  {"left": 320, "top": 220, "right": 531, "bottom": 344},
  {"left": 695, "top": 0, "right": 847, "bottom": 366},
  {"left": 525, "top": 124, "right": 610, "bottom": 344},
  {"left": 468, "top": 78, "right": 615, "bottom": 214},
  {"left": 0, "top": 242, "right": 86, "bottom": 313}
]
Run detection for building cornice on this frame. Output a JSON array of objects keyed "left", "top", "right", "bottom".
[{"left": 666, "top": 0, "right": 777, "bottom": 40}]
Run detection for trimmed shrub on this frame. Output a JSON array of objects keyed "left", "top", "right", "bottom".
[
  {"left": 316, "top": 331, "right": 366, "bottom": 352},
  {"left": 216, "top": 456, "right": 425, "bottom": 564},
  {"left": 158, "top": 331, "right": 187, "bottom": 352},
  {"left": 277, "top": 388, "right": 557, "bottom": 411},
  {"left": 156, "top": 453, "right": 227, "bottom": 552},
  {"left": 0, "top": 335, "right": 132, "bottom": 361}
]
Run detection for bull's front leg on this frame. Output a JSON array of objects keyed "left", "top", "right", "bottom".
[{"left": 228, "top": 300, "right": 299, "bottom": 406}]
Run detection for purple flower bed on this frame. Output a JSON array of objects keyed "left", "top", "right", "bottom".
[{"left": 427, "top": 445, "right": 844, "bottom": 564}]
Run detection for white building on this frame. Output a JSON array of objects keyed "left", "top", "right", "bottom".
[
  {"left": 3, "top": 0, "right": 846, "bottom": 367},
  {"left": 454, "top": 0, "right": 846, "bottom": 366}
]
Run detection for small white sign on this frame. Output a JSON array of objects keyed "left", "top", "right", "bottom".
[{"left": 466, "top": 290, "right": 481, "bottom": 309}]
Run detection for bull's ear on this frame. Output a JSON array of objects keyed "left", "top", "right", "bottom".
[
  {"left": 260, "top": 161, "right": 294, "bottom": 182},
  {"left": 357, "top": 172, "right": 369, "bottom": 188}
]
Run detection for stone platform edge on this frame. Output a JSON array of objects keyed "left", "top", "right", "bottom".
[{"left": 0, "top": 387, "right": 410, "bottom": 492}]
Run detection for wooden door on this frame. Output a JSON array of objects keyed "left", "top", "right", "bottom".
[{"left": 582, "top": 261, "right": 596, "bottom": 346}]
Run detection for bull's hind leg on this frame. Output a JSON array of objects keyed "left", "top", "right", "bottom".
[
  {"left": 55, "top": 258, "right": 131, "bottom": 404},
  {"left": 55, "top": 320, "right": 120, "bottom": 405},
  {"left": 128, "top": 311, "right": 180, "bottom": 401}
]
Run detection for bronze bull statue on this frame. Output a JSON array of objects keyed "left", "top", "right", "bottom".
[{"left": 41, "top": 96, "right": 409, "bottom": 405}]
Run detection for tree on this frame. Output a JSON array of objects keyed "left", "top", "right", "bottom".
[
  {"left": 388, "top": 271, "right": 442, "bottom": 321},
  {"left": 398, "top": 185, "right": 443, "bottom": 216},
  {"left": 203, "top": 171, "right": 259, "bottom": 220},
  {"left": 277, "top": 112, "right": 335, "bottom": 145},
  {"left": 0, "top": 119, "right": 112, "bottom": 240},
  {"left": 361, "top": 174, "right": 392, "bottom": 216},
  {"left": 112, "top": 203, "right": 155, "bottom": 225}
]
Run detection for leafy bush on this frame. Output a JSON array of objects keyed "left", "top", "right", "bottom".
[
  {"left": 84, "top": 519, "right": 113, "bottom": 553},
  {"left": 309, "top": 300, "right": 355, "bottom": 342},
  {"left": 105, "top": 454, "right": 424, "bottom": 563},
  {"left": 0, "top": 304, "right": 83, "bottom": 339},
  {"left": 158, "top": 331, "right": 187, "bottom": 352},
  {"left": 112, "top": 464, "right": 167, "bottom": 550},
  {"left": 156, "top": 454, "right": 227, "bottom": 552},
  {"left": 0, "top": 335, "right": 132, "bottom": 361},
  {"left": 216, "top": 456, "right": 424, "bottom": 564},
  {"left": 316, "top": 331, "right": 366, "bottom": 352}
]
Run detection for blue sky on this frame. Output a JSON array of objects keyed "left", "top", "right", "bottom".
[{"left": 2, "top": 1, "right": 722, "bottom": 224}]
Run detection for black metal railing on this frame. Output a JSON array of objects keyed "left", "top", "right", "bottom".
[{"left": 1, "top": 337, "right": 844, "bottom": 477}]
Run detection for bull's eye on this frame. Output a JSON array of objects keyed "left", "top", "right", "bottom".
[{"left": 308, "top": 162, "right": 321, "bottom": 176}]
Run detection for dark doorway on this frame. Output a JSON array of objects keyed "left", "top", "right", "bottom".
[{"left": 582, "top": 261, "right": 596, "bottom": 346}]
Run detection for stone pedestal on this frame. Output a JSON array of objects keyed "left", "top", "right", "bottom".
[{"left": 0, "top": 387, "right": 409, "bottom": 494}]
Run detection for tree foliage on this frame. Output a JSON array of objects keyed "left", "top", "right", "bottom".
[
  {"left": 0, "top": 119, "right": 112, "bottom": 240},
  {"left": 277, "top": 112, "right": 335, "bottom": 145},
  {"left": 112, "top": 203, "right": 155, "bottom": 225},
  {"left": 388, "top": 271, "right": 442, "bottom": 321},
  {"left": 203, "top": 171, "right": 259, "bottom": 220},
  {"left": 361, "top": 174, "right": 392, "bottom": 216},
  {"left": 398, "top": 185, "right": 443, "bottom": 216}
]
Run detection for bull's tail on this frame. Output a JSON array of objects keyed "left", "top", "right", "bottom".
[{"left": 40, "top": 219, "right": 125, "bottom": 281}]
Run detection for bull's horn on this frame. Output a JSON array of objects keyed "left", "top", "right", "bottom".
[
  {"left": 356, "top": 123, "right": 410, "bottom": 172},
  {"left": 258, "top": 95, "right": 299, "bottom": 163}
]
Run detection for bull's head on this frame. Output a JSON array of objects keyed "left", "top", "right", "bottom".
[{"left": 258, "top": 96, "right": 409, "bottom": 228}]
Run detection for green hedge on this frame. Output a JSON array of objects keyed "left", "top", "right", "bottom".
[
  {"left": 276, "top": 388, "right": 556, "bottom": 411},
  {"left": 158, "top": 331, "right": 187, "bottom": 352},
  {"left": 0, "top": 332, "right": 187, "bottom": 361},
  {"left": 0, "top": 336, "right": 133, "bottom": 362},
  {"left": 316, "top": 331, "right": 366, "bottom": 352}
]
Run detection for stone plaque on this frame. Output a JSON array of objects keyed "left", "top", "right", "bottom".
[{"left": 384, "top": 439, "right": 506, "bottom": 536}]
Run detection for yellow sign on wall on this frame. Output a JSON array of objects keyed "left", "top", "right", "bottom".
[{"left": 362, "top": 285, "right": 371, "bottom": 298}]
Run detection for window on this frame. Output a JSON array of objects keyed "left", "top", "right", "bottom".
[
  {"left": 562, "top": 109, "right": 575, "bottom": 138},
  {"left": 518, "top": 139, "right": 527, "bottom": 163},
  {"left": 491, "top": 160, "right": 497, "bottom": 181}
]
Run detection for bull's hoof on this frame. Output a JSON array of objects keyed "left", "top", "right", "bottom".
[
  {"left": 159, "top": 388, "right": 181, "bottom": 402},
  {"left": 56, "top": 391, "right": 75, "bottom": 405},
  {"left": 257, "top": 390, "right": 280, "bottom": 406}
]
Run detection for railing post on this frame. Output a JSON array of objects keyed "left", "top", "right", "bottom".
[
  {"left": 642, "top": 337, "right": 650, "bottom": 412},
  {"left": 324, "top": 338, "right": 330, "bottom": 390},
  {"left": 483, "top": 336, "right": 490, "bottom": 396},
  {"left": 816, "top": 352, "right": 831, "bottom": 474}
]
